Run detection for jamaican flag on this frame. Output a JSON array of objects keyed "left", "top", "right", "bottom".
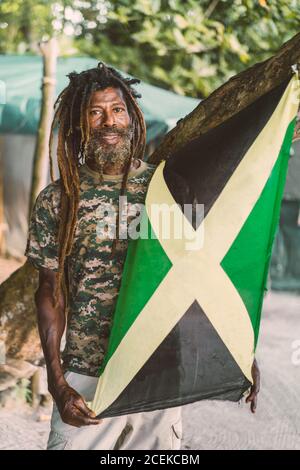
[{"left": 91, "top": 73, "right": 300, "bottom": 418}]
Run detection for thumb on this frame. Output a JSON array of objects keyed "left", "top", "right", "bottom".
[{"left": 74, "top": 397, "right": 96, "bottom": 417}]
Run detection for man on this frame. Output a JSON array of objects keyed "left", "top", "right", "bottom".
[{"left": 25, "top": 63, "right": 259, "bottom": 450}]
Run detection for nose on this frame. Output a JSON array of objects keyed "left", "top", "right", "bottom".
[{"left": 102, "top": 110, "right": 116, "bottom": 128}]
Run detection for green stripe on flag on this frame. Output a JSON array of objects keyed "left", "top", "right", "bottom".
[
  {"left": 221, "top": 118, "right": 296, "bottom": 345},
  {"left": 99, "top": 213, "right": 172, "bottom": 374}
]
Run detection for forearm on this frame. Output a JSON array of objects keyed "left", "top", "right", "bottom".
[
  {"left": 35, "top": 282, "right": 67, "bottom": 395},
  {"left": 34, "top": 273, "right": 101, "bottom": 427}
]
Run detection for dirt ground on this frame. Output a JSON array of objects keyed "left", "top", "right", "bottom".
[
  {"left": 0, "top": 257, "right": 300, "bottom": 450},
  {"left": 0, "top": 256, "right": 25, "bottom": 284}
]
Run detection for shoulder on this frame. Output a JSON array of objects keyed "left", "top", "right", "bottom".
[
  {"left": 33, "top": 179, "right": 61, "bottom": 217},
  {"left": 144, "top": 161, "right": 157, "bottom": 173},
  {"left": 130, "top": 159, "right": 157, "bottom": 181},
  {"left": 37, "top": 179, "right": 61, "bottom": 200},
  {"left": 141, "top": 161, "right": 157, "bottom": 185}
]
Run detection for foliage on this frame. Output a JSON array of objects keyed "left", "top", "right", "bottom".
[{"left": 0, "top": 0, "right": 299, "bottom": 97}]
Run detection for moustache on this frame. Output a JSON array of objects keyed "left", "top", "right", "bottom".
[{"left": 89, "top": 126, "right": 133, "bottom": 140}]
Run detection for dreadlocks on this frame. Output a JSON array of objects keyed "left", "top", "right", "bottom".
[{"left": 49, "top": 62, "right": 147, "bottom": 311}]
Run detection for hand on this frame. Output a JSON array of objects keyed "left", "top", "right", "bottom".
[
  {"left": 245, "top": 358, "right": 260, "bottom": 413},
  {"left": 53, "top": 383, "right": 102, "bottom": 427}
]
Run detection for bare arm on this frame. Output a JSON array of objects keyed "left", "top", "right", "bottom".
[
  {"left": 35, "top": 267, "right": 66, "bottom": 394},
  {"left": 35, "top": 267, "right": 101, "bottom": 427}
]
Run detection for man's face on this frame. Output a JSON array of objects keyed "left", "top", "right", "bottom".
[{"left": 85, "top": 86, "right": 133, "bottom": 169}]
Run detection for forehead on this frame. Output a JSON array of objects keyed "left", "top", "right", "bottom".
[{"left": 89, "top": 86, "right": 126, "bottom": 106}]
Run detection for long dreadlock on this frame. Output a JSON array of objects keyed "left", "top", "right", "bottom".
[{"left": 49, "top": 62, "right": 147, "bottom": 311}]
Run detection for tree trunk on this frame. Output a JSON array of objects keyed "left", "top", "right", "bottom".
[
  {"left": 1, "top": 32, "right": 300, "bottom": 365},
  {"left": 149, "top": 31, "right": 300, "bottom": 164},
  {"left": 0, "top": 137, "right": 6, "bottom": 256},
  {"left": 0, "top": 260, "right": 39, "bottom": 362},
  {"left": 0, "top": 38, "right": 58, "bottom": 366},
  {"left": 28, "top": 37, "right": 58, "bottom": 220}
]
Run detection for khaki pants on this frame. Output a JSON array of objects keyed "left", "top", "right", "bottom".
[{"left": 47, "top": 371, "right": 183, "bottom": 450}]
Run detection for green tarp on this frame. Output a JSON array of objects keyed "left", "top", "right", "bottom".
[{"left": 0, "top": 55, "right": 199, "bottom": 141}]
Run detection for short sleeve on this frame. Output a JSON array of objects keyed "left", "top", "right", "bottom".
[{"left": 24, "top": 186, "right": 59, "bottom": 272}]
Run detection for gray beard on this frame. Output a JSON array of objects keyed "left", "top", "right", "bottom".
[{"left": 85, "top": 126, "right": 133, "bottom": 175}]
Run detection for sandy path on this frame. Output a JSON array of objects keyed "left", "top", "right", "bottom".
[{"left": 1, "top": 257, "right": 299, "bottom": 449}]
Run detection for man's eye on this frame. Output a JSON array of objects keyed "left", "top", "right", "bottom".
[
  {"left": 90, "top": 110, "right": 102, "bottom": 116},
  {"left": 114, "top": 107, "right": 124, "bottom": 113}
]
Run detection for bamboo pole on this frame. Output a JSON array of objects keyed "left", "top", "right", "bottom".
[
  {"left": 28, "top": 37, "right": 58, "bottom": 220},
  {"left": 0, "top": 136, "right": 6, "bottom": 256}
]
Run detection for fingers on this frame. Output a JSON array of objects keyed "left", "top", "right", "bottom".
[
  {"left": 246, "top": 360, "right": 260, "bottom": 414},
  {"left": 245, "top": 387, "right": 258, "bottom": 413},
  {"left": 61, "top": 395, "right": 102, "bottom": 427},
  {"left": 250, "top": 395, "right": 257, "bottom": 413},
  {"left": 79, "top": 415, "right": 102, "bottom": 426},
  {"left": 57, "top": 385, "right": 102, "bottom": 427},
  {"left": 245, "top": 386, "right": 256, "bottom": 401},
  {"left": 62, "top": 406, "right": 102, "bottom": 427},
  {"left": 74, "top": 397, "right": 98, "bottom": 419}
]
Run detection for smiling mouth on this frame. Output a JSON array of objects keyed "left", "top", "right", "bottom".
[{"left": 101, "top": 133, "right": 121, "bottom": 143}]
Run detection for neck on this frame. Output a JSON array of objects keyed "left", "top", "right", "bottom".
[{"left": 86, "top": 157, "right": 140, "bottom": 175}]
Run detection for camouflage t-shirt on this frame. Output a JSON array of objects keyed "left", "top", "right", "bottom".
[{"left": 25, "top": 160, "right": 156, "bottom": 376}]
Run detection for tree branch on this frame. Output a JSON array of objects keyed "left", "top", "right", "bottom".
[{"left": 149, "top": 32, "right": 300, "bottom": 164}]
